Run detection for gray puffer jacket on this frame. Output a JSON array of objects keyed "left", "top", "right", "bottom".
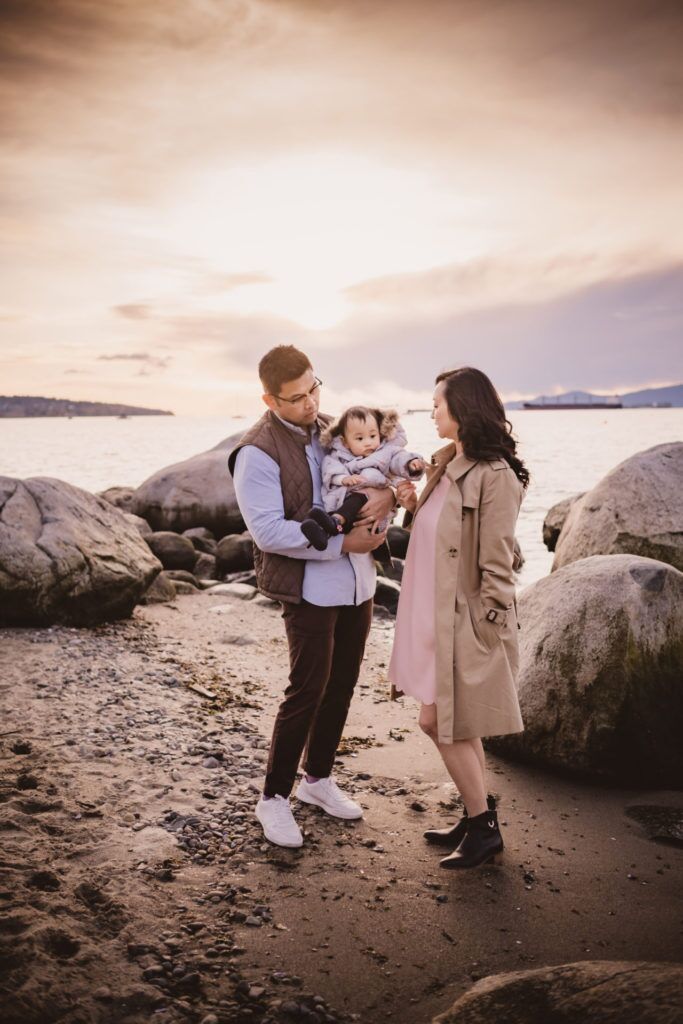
[{"left": 320, "top": 410, "right": 424, "bottom": 514}]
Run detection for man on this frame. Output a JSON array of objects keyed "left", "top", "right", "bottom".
[{"left": 228, "top": 346, "right": 393, "bottom": 847}]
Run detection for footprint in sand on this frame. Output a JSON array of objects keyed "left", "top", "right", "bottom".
[
  {"left": 37, "top": 927, "right": 81, "bottom": 960},
  {"left": 25, "top": 870, "right": 61, "bottom": 892},
  {"left": 74, "top": 881, "right": 127, "bottom": 936}
]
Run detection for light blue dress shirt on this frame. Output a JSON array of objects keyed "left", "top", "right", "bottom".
[{"left": 232, "top": 418, "right": 376, "bottom": 607}]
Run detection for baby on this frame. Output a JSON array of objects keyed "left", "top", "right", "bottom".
[{"left": 301, "top": 406, "right": 425, "bottom": 552}]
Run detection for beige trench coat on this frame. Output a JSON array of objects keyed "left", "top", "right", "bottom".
[{"left": 393, "top": 443, "right": 525, "bottom": 744}]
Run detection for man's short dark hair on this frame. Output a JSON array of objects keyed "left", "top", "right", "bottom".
[{"left": 259, "top": 345, "right": 312, "bottom": 396}]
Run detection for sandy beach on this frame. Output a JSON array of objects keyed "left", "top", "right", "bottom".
[{"left": 1, "top": 589, "right": 682, "bottom": 1024}]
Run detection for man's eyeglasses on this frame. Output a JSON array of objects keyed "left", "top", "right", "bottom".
[{"left": 271, "top": 378, "right": 323, "bottom": 407}]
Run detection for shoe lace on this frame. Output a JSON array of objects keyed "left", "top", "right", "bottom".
[
  {"left": 270, "top": 797, "right": 294, "bottom": 822},
  {"left": 323, "top": 778, "right": 347, "bottom": 801}
]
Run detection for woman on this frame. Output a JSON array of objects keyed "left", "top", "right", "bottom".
[{"left": 389, "top": 367, "right": 529, "bottom": 870}]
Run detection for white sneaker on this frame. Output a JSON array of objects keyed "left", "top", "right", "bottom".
[
  {"left": 295, "top": 776, "right": 363, "bottom": 820},
  {"left": 255, "top": 795, "right": 303, "bottom": 848}
]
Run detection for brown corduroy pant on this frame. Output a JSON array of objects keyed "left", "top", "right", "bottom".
[{"left": 263, "top": 598, "right": 373, "bottom": 798}]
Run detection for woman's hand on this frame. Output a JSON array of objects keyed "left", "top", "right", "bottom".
[{"left": 396, "top": 479, "right": 417, "bottom": 513}]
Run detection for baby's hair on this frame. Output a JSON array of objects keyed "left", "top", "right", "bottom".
[
  {"left": 324, "top": 405, "right": 400, "bottom": 445},
  {"left": 332, "top": 406, "right": 381, "bottom": 440}
]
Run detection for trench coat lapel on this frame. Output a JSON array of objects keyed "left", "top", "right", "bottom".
[{"left": 413, "top": 446, "right": 476, "bottom": 519}]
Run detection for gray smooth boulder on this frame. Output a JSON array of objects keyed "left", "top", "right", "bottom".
[
  {"left": 542, "top": 493, "right": 583, "bottom": 552},
  {"left": 216, "top": 531, "right": 254, "bottom": 575},
  {"left": 433, "top": 960, "right": 683, "bottom": 1024},
  {"left": 131, "top": 431, "right": 246, "bottom": 537},
  {"left": 146, "top": 531, "right": 198, "bottom": 571},
  {"left": 553, "top": 442, "right": 683, "bottom": 571},
  {"left": 489, "top": 555, "right": 683, "bottom": 784},
  {"left": 0, "top": 476, "right": 160, "bottom": 626}
]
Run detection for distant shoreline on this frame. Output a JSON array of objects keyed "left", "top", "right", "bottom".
[
  {"left": 1, "top": 412, "right": 174, "bottom": 419},
  {"left": 0, "top": 395, "right": 174, "bottom": 418}
]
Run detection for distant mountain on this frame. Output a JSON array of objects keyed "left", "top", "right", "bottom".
[
  {"left": 0, "top": 396, "right": 174, "bottom": 418},
  {"left": 505, "top": 384, "right": 683, "bottom": 410},
  {"left": 620, "top": 384, "right": 683, "bottom": 407}
]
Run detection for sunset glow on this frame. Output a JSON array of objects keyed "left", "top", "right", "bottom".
[{"left": 1, "top": 0, "right": 681, "bottom": 414}]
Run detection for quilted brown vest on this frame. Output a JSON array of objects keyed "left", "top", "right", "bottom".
[{"left": 227, "top": 410, "right": 332, "bottom": 604}]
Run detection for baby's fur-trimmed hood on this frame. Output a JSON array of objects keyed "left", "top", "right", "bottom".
[{"left": 320, "top": 407, "right": 400, "bottom": 449}]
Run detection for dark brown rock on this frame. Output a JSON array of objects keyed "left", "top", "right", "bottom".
[
  {"left": 216, "top": 532, "right": 254, "bottom": 575},
  {"left": 388, "top": 525, "right": 409, "bottom": 559},
  {"left": 182, "top": 527, "right": 217, "bottom": 553},
  {"left": 194, "top": 552, "right": 218, "bottom": 580},
  {"left": 141, "top": 571, "right": 177, "bottom": 604},
  {"left": 147, "top": 532, "right": 198, "bottom": 571}
]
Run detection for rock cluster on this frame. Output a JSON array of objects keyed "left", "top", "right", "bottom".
[{"left": 511, "top": 441, "right": 683, "bottom": 783}]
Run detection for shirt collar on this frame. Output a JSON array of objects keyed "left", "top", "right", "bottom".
[{"left": 273, "top": 411, "right": 320, "bottom": 440}]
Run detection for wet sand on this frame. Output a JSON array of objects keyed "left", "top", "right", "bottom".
[{"left": 1, "top": 590, "right": 682, "bottom": 1024}]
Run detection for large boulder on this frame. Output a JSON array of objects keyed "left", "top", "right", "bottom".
[
  {"left": 147, "top": 531, "right": 198, "bottom": 571},
  {"left": 131, "top": 430, "right": 246, "bottom": 537},
  {"left": 0, "top": 476, "right": 161, "bottom": 627},
  {"left": 542, "top": 493, "right": 583, "bottom": 552},
  {"left": 553, "top": 442, "right": 683, "bottom": 571},
  {"left": 433, "top": 961, "right": 683, "bottom": 1024},
  {"left": 488, "top": 555, "right": 683, "bottom": 784}
]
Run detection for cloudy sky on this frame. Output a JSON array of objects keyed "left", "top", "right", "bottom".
[{"left": 1, "top": 0, "right": 682, "bottom": 414}]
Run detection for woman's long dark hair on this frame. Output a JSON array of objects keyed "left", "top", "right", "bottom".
[{"left": 435, "top": 367, "right": 530, "bottom": 488}]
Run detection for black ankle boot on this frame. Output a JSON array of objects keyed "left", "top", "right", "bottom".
[
  {"left": 301, "top": 519, "right": 329, "bottom": 551},
  {"left": 424, "top": 794, "right": 496, "bottom": 847},
  {"left": 439, "top": 807, "right": 503, "bottom": 870},
  {"left": 308, "top": 507, "right": 341, "bottom": 536}
]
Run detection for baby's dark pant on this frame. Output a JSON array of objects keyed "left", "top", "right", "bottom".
[{"left": 334, "top": 492, "right": 368, "bottom": 533}]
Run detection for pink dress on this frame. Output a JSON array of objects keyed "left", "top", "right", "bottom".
[{"left": 388, "top": 475, "right": 450, "bottom": 704}]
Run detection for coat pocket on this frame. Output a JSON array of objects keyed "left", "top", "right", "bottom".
[{"left": 466, "top": 597, "right": 503, "bottom": 653}]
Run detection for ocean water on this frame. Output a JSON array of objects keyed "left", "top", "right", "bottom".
[{"left": 3, "top": 408, "right": 681, "bottom": 588}]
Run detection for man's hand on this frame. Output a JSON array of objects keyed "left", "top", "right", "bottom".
[
  {"left": 396, "top": 480, "right": 417, "bottom": 513},
  {"left": 341, "top": 525, "right": 388, "bottom": 554},
  {"left": 355, "top": 486, "right": 395, "bottom": 527}
]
